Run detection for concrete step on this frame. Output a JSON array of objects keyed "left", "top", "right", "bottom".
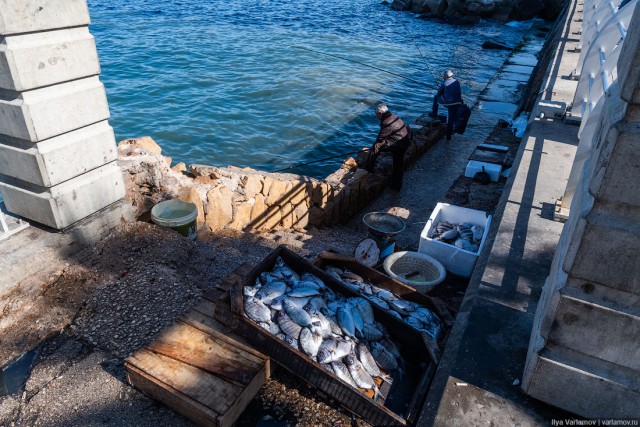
[
  {"left": 547, "top": 287, "right": 640, "bottom": 371},
  {"left": 0, "top": 121, "right": 117, "bottom": 187},
  {"left": 0, "top": 27, "right": 99, "bottom": 91},
  {"left": 0, "top": 162, "right": 125, "bottom": 229},
  {"left": 524, "top": 344, "right": 640, "bottom": 418},
  {"left": 0, "top": 1, "right": 90, "bottom": 35},
  {"left": 0, "top": 76, "right": 109, "bottom": 142}
]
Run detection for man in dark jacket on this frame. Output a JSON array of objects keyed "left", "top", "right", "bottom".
[
  {"left": 364, "top": 103, "right": 410, "bottom": 191},
  {"left": 430, "top": 70, "right": 463, "bottom": 141}
]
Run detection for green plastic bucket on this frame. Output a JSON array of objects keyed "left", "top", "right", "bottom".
[{"left": 151, "top": 199, "right": 198, "bottom": 241}]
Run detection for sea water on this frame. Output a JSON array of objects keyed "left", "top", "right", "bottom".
[{"left": 88, "top": 0, "right": 532, "bottom": 178}]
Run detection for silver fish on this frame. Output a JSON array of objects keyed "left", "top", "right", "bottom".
[
  {"left": 340, "top": 270, "right": 364, "bottom": 282},
  {"left": 373, "top": 321, "right": 389, "bottom": 337},
  {"left": 268, "top": 296, "right": 285, "bottom": 311},
  {"left": 283, "top": 334, "right": 300, "bottom": 351},
  {"left": 299, "top": 327, "right": 323, "bottom": 358},
  {"left": 277, "top": 311, "right": 302, "bottom": 339},
  {"left": 389, "top": 299, "right": 416, "bottom": 314},
  {"left": 255, "top": 280, "right": 287, "bottom": 304},
  {"left": 336, "top": 305, "right": 356, "bottom": 338},
  {"left": 359, "top": 323, "right": 384, "bottom": 341},
  {"left": 347, "top": 300, "right": 365, "bottom": 335},
  {"left": 244, "top": 296, "right": 271, "bottom": 323},
  {"left": 435, "top": 221, "right": 454, "bottom": 235},
  {"left": 471, "top": 225, "right": 484, "bottom": 242},
  {"left": 291, "top": 280, "right": 323, "bottom": 291},
  {"left": 283, "top": 299, "right": 314, "bottom": 327},
  {"left": 356, "top": 343, "right": 383, "bottom": 379},
  {"left": 344, "top": 354, "right": 376, "bottom": 391},
  {"left": 267, "top": 321, "right": 282, "bottom": 335},
  {"left": 350, "top": 298, "right": 375, "bottom": 323},
  {"left": 301, "top": 272, "right": 325, "bottom": 288},
  {"left": 310, "top": 312, "right": 333, "bottom": 339},
  {"left": 330, "top": 361, "right": 359, "bottom": 388},
  {"left": 370, "top": 341, "right": 398, "bottom": 371},
  {"left": 285, "top": 296, "right": 312, "bottom": 309},
  {"left": 441, "top": 229, "right": 459, "bottom": 240},
  {"left": 368, "top": 296, "right": 390, "bottom": 310},
  {"left": 405, "top": 316, "right": 424, "bottom": 330},
  {"left": 306, "top": 296, "right": 327, "bottom": 311},
  {"left": 287, "top": 287, "right": 321, "bottom": 298},
  {"left": 317, "top": 339, "right": 338, "bottom": 364},
  {"left": 375, "top": 288, "right": 396, "bottom": 302},
  {"left": 334, "top": 338, "right": 354, "bottom": 360},
  {"left": 379, "top": 337, "right": 402, "bottom": 360},
  {"left": 243, "top": 285, "right": 260, "bottom": 297}
]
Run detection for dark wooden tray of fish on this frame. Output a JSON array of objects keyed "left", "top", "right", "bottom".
[
  {"left": 314, "top": 251, "right": 454, "bottom": 329},
  {"left": 214, "top": 245, "right": 437, "bottom": 426}
]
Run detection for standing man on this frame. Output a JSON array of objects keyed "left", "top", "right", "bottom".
[
  {"left": 364, "top": 103, "right": 410, "bottom": 191},
  {"left": 430, "top": 70, "right": 463, "bottom": 141}
]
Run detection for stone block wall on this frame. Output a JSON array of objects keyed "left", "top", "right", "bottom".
[
  {"left": 118, "top": 125, "right": 442, "bottom": 233},
  {"left": 0, "top": 1, "right": 124, "bottom": 229}
]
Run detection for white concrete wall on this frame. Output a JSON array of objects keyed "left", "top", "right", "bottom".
[
  {"left": 0, "top": 0, "right": 124, "bottom": 229},
  {"left": 522, "top": 5, "right": 640, "bottom": 418}
]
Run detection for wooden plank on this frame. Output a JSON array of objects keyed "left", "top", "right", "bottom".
[
  {"left": 127, "top": 349, "right": 242, "bottom": 415},
  {"left": 192, "top": 298, "right": 216, "bottom": 318},
  {"left": 146, "top": 322, "right": 262, "bottom": 385},
  {"left": 219, "top": 362, "right": 269, "bottom": 427},
  {"left": 125, "top": 362, "right": 220, "bottom": 427},
  {"left": 180, "top": 309, "right": 269, "bottom": 364}
]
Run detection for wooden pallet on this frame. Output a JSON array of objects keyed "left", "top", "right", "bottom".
[{"left": 125, "top": 266, "right": 269, "bottom": 427}]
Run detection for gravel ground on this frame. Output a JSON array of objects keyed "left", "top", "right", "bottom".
[{"left": 0, "top": 113, "right": 517, "bottom": 427}]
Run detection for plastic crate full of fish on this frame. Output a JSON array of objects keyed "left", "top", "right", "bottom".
[{"left": 214, "top": 246, "right": 438, "bottom": 427}]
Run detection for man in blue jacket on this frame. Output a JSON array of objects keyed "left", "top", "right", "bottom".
[{"left": 429, "top": 70, "right": 463, "bottom": 141}]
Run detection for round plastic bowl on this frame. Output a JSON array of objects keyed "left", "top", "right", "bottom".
[
  {"left": 151, "top": 199, "right": 198, "bottom": 241},
  {"left": 383, "top": 251, "right": 446, "bottom": 293}
]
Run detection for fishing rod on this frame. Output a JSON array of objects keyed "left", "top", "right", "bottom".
[
  {"left": 272, "top": 148, "right": 370, "bottom": 173},
  {"left": 293, "top": 46, "right": 429, "bottom": 88},
  {"left": 398, "top": 18, "right": 441, "bottom": 90}
]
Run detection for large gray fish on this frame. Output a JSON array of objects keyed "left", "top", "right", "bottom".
[
  {"left": 356, "top": 343, "right": 384, "bottom": 379},
  {"left": 334, "top": 338, "right": 355, "bottom": 360},
  {"left": 389, "top": 299, "right": 416, "bottom": 315},
  {"left": 285, "top": 296, "right": 312, "bottom": 309},
  {"left": 380, "top": 337, "right": 402, "bottom": 360},
  {"left": 243, "top": 285, "right": 260, "bottom": 297},
  {"left": 255, "top": 280, "right": 287, "bottom": 304},
  {"left": 344, "top": 354, "right": 381, "bottom": 398},
  {"left": 347, "top": 300, "right": 365, "bottom": 336},
  {"left": 283, "top": 334, "right": 300, "bottom": 351},
  {"left": 301, "top": 272, "right": 325, "bottom": 288},
  {"left": 310, "top": 312, "right": 333, "bottom": 339},
  {"left": 359, "top": 323, "right": 384, "bottom": 341},
  {"left": 330, "top": 361, "right": 359, "bottom": 389},
  {"left": 244, "top": 296, "right": 271, "bottom": 323},
  {"left": 306, "top": 296, "right": 327, "bottom": 311},
  {"left": 277, "top": 311, "right": 302, "bottom": 339},
  {"left": 368, "top": 296, "right": 390, "bottom": 310},
  {"left": 283, "top": 299, "right": 314, "bottom": 328},
  {"left": 370, "top": 341, "right": 399, "bottom": 371},
  {"left": 299, "top": 327, "right": 323, "bottom": 358},
  {"left": 336, "top": 305, "right": 356, "bottom": 338},
  {"left": 374, "top": 288, "right": 396, "bottom": 302},
  {"left": 350, "top": 298, "right": 375, "bottom": 323},
  {"left": 317, "top": 339, "right": 338, "bottom": 364},
  {"left": 287, "top": 287, "right": 321, "bottom": 298},
  {"left": 291, "top": 280, "right": 323, "bottom": 291},
  {"left": 321, "top": 310, "right": 344, "bottom": 336}
]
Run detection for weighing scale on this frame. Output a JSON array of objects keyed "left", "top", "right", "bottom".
[{"left": 354, "top": 212, "right": 406, "bottom": 266}]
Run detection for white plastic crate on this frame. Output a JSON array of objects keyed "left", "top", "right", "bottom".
[{"left": 418, "top": 203, "right": 492, "bottom": 278}]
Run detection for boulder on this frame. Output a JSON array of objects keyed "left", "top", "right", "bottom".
[
  {"left": 118, "top": 136, "right": 162, "bottom": 155},
  {"left": 242, "top": 174, "right": 263, "bottom": 199},
  {"left": 205, "top": 185, "right": 234, "bottom": 231},
  {"left": 177, "top": 186, "right": 205, "bottom": 228},
  {"left": 391, "top": 0, "right": 411, "bottom": 11}
]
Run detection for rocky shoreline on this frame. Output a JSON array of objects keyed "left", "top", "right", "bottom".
[{"left": 387, "top": 0, "right": 565, "bottom": 23}]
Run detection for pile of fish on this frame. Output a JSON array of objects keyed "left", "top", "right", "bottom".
[
  {"left": 431, "top": 221, "right": 484, "bottom": 253},
  {"left": 243, "top": 257, "right": 404, "bottom": 400},
  {"left": 323, "top": 266, "right": 443, "bottom": 341}
]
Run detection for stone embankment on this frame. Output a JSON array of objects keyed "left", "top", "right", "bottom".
[
  {"left": 118, "top": 125, "right": 442, "bottom": 234},
  {"left": 389, "top": 0, "right": 564, "bottom": 22}
]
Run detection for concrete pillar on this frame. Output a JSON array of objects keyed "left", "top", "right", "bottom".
[
  {"left": 0, "top": 1, "right": 124, "bottom": 229},
  {"left": 522, "top": 5, "right": 640, "bottom": 418}
]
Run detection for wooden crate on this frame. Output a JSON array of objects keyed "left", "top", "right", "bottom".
[
  {"left": 125, "top": 300, "right": 270, "bottom": 427},
  {"left": 313, "top": 251, "right": 454, "bottom": 361},
  {"left": 214, "top": 245, "right": 437, "bottom": 426}
]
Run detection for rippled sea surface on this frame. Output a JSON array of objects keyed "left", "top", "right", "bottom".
[{"left": 88, "top": 0, "right": 531, "bottom": 177}]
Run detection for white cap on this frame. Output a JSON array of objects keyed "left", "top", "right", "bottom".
[{"left": 444, "top": 70, "right": 453, "bottom": 78}]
